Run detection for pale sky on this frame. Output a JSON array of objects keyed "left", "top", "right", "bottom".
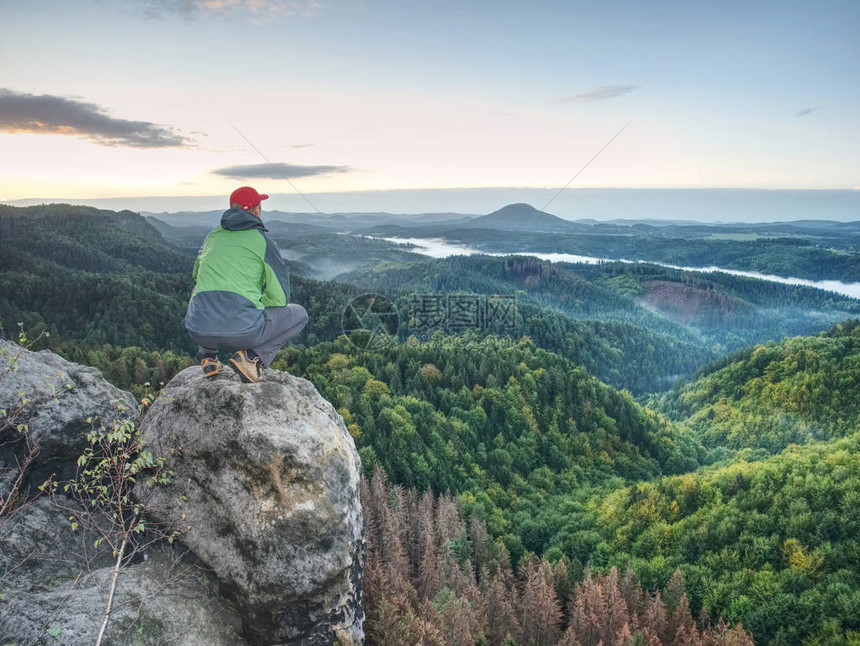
[{"left": 2, "top": 0, "right": 859, "bottom": 210}]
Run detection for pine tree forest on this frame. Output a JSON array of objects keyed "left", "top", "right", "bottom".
[{"left": 362, "top": 468, "right": 755, "bottom": 646}]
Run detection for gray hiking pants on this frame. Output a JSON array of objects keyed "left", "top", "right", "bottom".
[{"left": 190, "top": 303, "right": 309, "bottom": 367}]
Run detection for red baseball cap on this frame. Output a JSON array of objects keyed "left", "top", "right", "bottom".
[{"left": 229, "top": 186, "right": 269, "bottom": 210}]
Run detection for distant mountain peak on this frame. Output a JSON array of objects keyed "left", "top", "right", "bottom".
[
  {"left": 466, "top": 203, "right": 575, "bottom": 232},
  {"left": 490, "top": 202, "right": 545, "bottom": 214}
]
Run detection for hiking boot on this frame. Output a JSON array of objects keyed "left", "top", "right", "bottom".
[
  {"left": 229, "top": 350, "right": 262, "bottom": 383},
  {"left": 201, "top": 356, "right": 223, "bottom": 377}
]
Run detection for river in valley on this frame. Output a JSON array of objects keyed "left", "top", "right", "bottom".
[{"left": 381, "top": 236, "right": 860, "bottom": 300}]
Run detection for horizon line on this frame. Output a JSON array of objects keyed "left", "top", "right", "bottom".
[{"left": 5, "top": 185, "right": 860, "bottom": 204}]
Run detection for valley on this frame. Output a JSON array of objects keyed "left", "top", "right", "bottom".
[{"left": 2, "top": 201, "right": 859, "bottom": 644}]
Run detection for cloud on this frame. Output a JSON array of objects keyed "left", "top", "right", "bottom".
[
  {"left": 558, "top": 85, "right": 637, "bottom": 103},
  {"left": 0, "top": 89, "right": 193, "bottom": 148},
  {"left": 140, "top": 0, "right": 324, "bottom": 21},
  {"left": 795, "top": 107, "right": 818, "bottom": 118},
  {"left": 212, "top": 162, "right": 351, "bottom": 180}
]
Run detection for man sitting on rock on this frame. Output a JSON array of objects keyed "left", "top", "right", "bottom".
[{"left": 185, "top": 186, "right": 309, "bottom": 383}]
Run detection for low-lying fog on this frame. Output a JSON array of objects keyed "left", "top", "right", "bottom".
[{"left": 380, "top": 237, "right": 860, "bottom": 300}]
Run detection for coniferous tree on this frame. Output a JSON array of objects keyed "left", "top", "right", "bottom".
[
  {"left": 603, "top": 568, "right": 634, "bottom": 645},
  {"left": 520, "top": 558, "right": 563, "bottom": 646},
  {"left": 418, "top": 521, "right": 443, "bottom": 601},
  {"left": 668, "top": 594, "right": 699, "bottom": 646},
  {"left": 641, "top": 591, "right": 669, "bottom": 646},
  {"left": 620, "top": 567, "right": 645, "bottom": 629},
  {"left": 662, "top": 569, "right": 686, "bottom": 615},
  {"left": 486, "top": 568, "right": 520, "bottom": 645},
  {"left": 557, "top": 627, "right": 584, "bottom": 646},
  {"left": 567, "top": 571, "right": 607, "bottom": 646}
]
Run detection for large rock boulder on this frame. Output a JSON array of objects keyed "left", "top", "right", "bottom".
[
  {"left": 1, "top": 346, "right": 365, "bottom": 646},
  {"left": 139, "top": 366, "right": 365, "bottom": 645},
  {"left": 0, "top": 340, "right": 137, "bottom": 484},
  {"left": 1, "top": 344, "right": 244, "bottom": 645}
]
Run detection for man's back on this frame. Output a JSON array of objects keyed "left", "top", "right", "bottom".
[
  {"left": 186, "top": 207, "right": 289, "bottom": 338},
  {"left": 194, "top": 225, "right": 267, "bottom": 310},
  {"left": 184, "top": 187, "right": 307, "bottom": 383}
]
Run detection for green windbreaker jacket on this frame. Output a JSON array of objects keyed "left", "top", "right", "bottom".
[{"left": 184, "top": 208, "right": 290, "bottom": 338}]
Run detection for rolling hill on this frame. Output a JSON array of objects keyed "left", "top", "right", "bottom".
[{"left": 657, "top": 320, "right": 860, "bottom": 452}]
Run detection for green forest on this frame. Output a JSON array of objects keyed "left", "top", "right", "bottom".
[
  {"left": 276, "top": 330, "right": 860, "bottom": 644},
  {"left": 2, "top": 203, "right": 860, "bottom": 644},
  {"left": 658, "top": 321, "right": 860, "bottom": 452}
]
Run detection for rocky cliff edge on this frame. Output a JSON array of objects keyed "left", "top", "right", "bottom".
[{"left": 0, "top": 342, "right": 364, "bottom": 646}]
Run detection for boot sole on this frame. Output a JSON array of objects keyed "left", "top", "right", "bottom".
[
  {"left": 229, "top": 358, "right": 260, "bottom": 383},
  {"left": 202, "top": 360, "right": 223, "bottom": 377}
]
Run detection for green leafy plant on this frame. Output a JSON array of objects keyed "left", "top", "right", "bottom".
[{"left": 54, "top": 397, "right": 179, "bottom": 646}]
